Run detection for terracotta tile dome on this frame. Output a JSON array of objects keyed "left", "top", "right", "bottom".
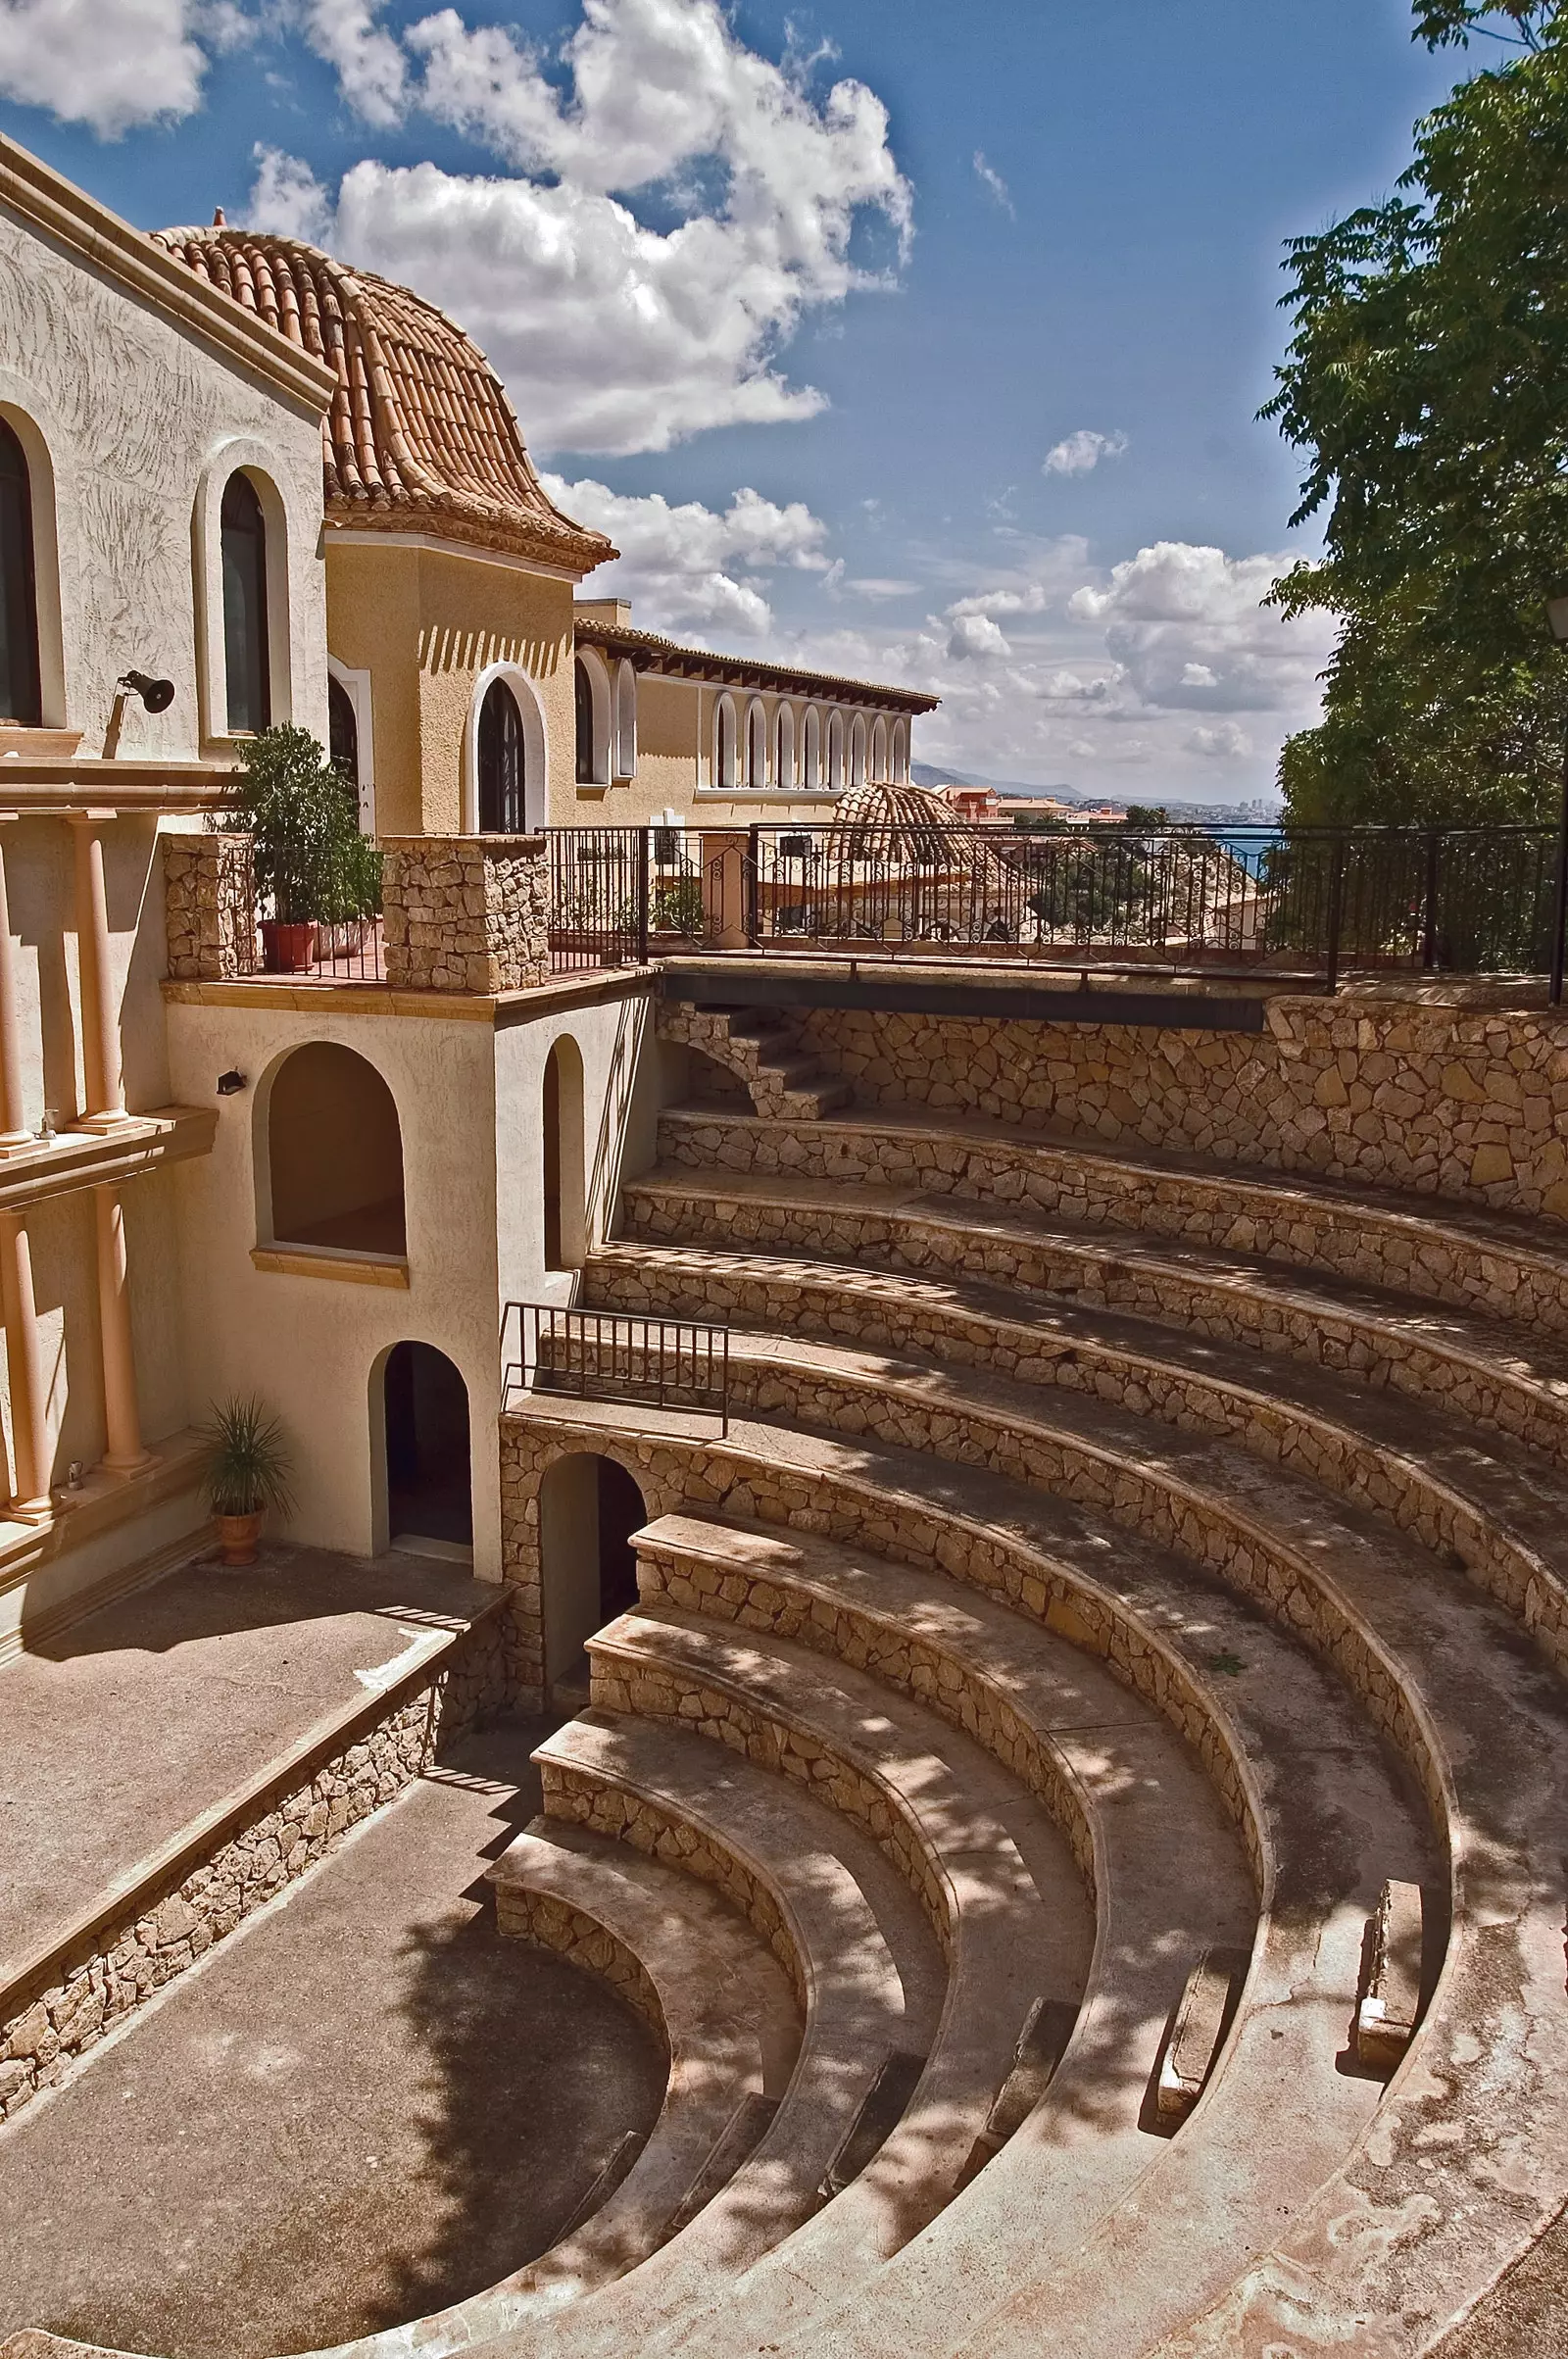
[{"left": 152, "top": 226, "right": 615, "bottom": 573}]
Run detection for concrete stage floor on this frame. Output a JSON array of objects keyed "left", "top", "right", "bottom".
[
  {"left": 0, "top": 1543, "right": 498, "bottom": 1981},
  {"left": 0, "top": 1719, "right": 669, "bottom": 2359}
]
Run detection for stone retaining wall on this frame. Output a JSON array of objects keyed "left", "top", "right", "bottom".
[
  {"left": 704, "top": 996, "right": 1568, "bottom": 1219},
  {"left": 0, "top": 1612, "right": 506, "bottom": 2124},
  {"left": 381, "top": 835, "right": 549, "bottom": 994},
  {"left": 163, "top": 833, "right": 258, "bottom": 982},
  {"left": 492, "top": 1886, "right": 663, "bottom": 2034}
]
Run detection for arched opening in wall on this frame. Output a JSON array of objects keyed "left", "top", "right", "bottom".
[
  {"left": 746, "top": 701, "right": 767, "bottom": 788},
  {"left": 220, "top": 470, "right": 270, "bottom": 735},
  {"left": 539, "top": 1451, "right": 647, "bottom": 1696},
  {"left": 803, "top": 706, "right": 821, "bottom": 789},
  {"left": 615, "top": 661, "right": 637, "bottom": 777},
  {"left": 826, "top": 711, "right": 845, "bottom": 791},
  {"left": 267, "top": 1042, "right": 406, "bottom": 1255},
  {"left": 542, "top": 1034, "right": 586, "bottom": 1270},
  {"left": 850, "top": 713, "right": 868, "bottom": 786},
  {"left": 0, "top": 417, "right": 41, "bottom": 729},
  {"left": 870, "top": 716, "right": 888, "bottom": 782},
  {"left": 478, "top": 677, "right": 524, "bottom": 830},
  {"left": 892, "top": 718, "right": 908, "bottom": 784},
  {"left": 715, "top": 695, "right": 738, "bottom": 790},
  {"left": 775, "top": 703, "right": 795, "bottom": 791},
  {"left": 383, "top": 1342, "right": 471, "bottom": 1550},
  {"left": 328, "top": 674, "right": 359, "bottom": 786},
  {"left": 574, "top": 657, "right": 595, "bottom": 785}
]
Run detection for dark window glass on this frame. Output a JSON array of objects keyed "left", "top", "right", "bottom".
[
  {"left": 220, "top": 472, "right": 270, "bottom": 734},
  {"left": 478, "top": 678, "right": 524, "bottom": 830},
  {"left": 0, "top": 419, "right": 41, "bottom": 729},
  {"left": 328, "top": 675, "right": 359, "bottom": 786},
  {"left": 574, "top": 658, "right": 595, "bottom": 784}
]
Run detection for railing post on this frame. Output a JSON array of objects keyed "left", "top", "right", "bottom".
[
  {"left": 1325, "top": 836, "right": 1347, "bottom": 996},
  {"left": 746, "top": 824, "right": 761, "bottom": 948},
  {"left": 1551, "top": 742, "right": 1568, "bottom": 1007},
  {"left": 635, "top": 826, "right": 651, "bottom": 965},
  {"left": 1422, "top": 829, "right": 1441, "bottom": 971}
]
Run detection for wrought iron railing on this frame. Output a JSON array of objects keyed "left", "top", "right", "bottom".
[{"left": 502, "top": 1302, "right": 730, "bottom": 1431}]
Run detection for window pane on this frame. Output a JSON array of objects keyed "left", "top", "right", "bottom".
[
  {"left": 220, "top": 473, "right": 270, "bottom": 735},
  {"left": 479, "top": 678, "right": 524, "bottom": 830},
  {"left": 0, "top": 420, "right": 41, "bottom": 729}
]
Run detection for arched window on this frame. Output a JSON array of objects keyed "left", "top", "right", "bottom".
[
  {"left": 614, "top": 661, "right": 637, "bottom": 778},
  {"left": 574, "top": 657, "right": 595, "bottom": 785},
  {"left": 850, "top": 713, "right": 868, "bottom": 786},
  {"left": 871, "top": 716, "right": 888, "bottom": 781},
  {"left": 892, "top": 718, "right": 908, "bottom": 783},
  {"left": 0, "top": 418, "right": 40, "bottom": 729},
  {"left": 267, "top": 1041, "right": 405, "bottom": 1256},
  {"left": 220, "top": 471, "right": 270, "bottom": 735},
  {"left": 543, "top": 1033, "right": 586, "bottom": 1270},
  {"left": 746, "top": 700, "right": 767, "bottom": 788},
  {"left": 716, "top": 695, "right": 738, "bottom": 790},
  {"left": 478, "top": 677, "right": 524, "bottom": 831},
  {"left": 774, "top": 703, "right": 795, "bottom": 791},
  {"left": 826, "top": 711, "right": 845, "bottom": 791},
  {"left": 328, "top": 675, "right": 359, "bottom": 787},
  {"left": 803, "top": 706, "right": 821, "bottom": 790}
]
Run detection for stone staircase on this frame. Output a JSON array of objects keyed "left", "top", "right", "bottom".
[{"left": 660, "top": 1003, "right": 854, "bottom": 1119}]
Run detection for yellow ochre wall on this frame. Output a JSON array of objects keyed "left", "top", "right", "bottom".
[{"left": 325, "top": 538, "right": 579, "bottom": 836}]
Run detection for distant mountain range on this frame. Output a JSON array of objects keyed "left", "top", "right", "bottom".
[{"left": 909, "top": 762, "right": 1280, "bottom": 826}]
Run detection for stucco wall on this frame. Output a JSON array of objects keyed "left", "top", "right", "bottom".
[
  {"left": 0, "top": 201, "right": 326, "bottom": 757},
  {"left": 789, "top": 995, "right": 1568, "bottom": 1218}
]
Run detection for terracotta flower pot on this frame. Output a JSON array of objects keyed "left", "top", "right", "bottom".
[
  {"left": 217, "top": 1508, "right": 265, "bottom": 1566},
  {"left": 262, "top": 920, "right": 318, "bottom": 974}
]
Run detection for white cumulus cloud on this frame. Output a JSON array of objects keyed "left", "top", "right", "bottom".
[
  {"left": 1044, "top": 428, "right": 1127, "bottom": 478},
  {"left": 248, "top": 144, "right": 333, "bottom": 240},
  {"left": 299, "top": 0, "right": 408, "bottom": 124},
  {"left": 543, "top": 474, "right": 832, "bottom": 637},
  {"left": 0, "top": 0, "right": 209, "bottom": 132}
]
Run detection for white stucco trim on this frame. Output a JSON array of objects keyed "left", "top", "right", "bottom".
[
  {"left": 327, "top": 655, "right": 375, "bottom": 834},
  {"left": 463, "top": 660, "right": 549, "bottom": 833},
  {"left": 613, "top": 658, "right": 638, "bottom": 781},
  {"left": 322, "top": 526, "right": 586, "bottom": 583},
  {"left": 193, "top": 438, "right": 300, "bottom": 746},
  {"left": 0, "top": 383, "right": 68, "bottom": 731}
]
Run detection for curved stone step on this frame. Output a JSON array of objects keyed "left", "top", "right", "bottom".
[
  {"left": 654, "top": 1103, "right": 1568, "bottom": 1332},
  {"left": 583, "top": 1597, "right": 1094, "bottom": 2335},
  {"left": 586, "top": 1234, "right": 1568, "bottom": 1673},
  {"left": 621, "top": 1506, "right": 1424, "bottom": 2359},
  {"left": 502, "top": 1405, "right": 1446, "bottom": 2356},
  {"left": 620, "top": 1163, "right": 1568, "bottom": 1466},
  {"left": 520, "top": 1708, "right": 946, "bottom": 2357}
]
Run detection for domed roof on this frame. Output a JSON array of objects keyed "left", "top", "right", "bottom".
[
  {"left": 152, "top": 226, "right": 615, "bottom": 574},
  {"left": 829, "top": 779, "right": 969, "bottom": 863}
]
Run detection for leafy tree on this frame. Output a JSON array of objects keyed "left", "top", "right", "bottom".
[{"left": 1267, "top": 1, "right": 1568, "bottom": 821}]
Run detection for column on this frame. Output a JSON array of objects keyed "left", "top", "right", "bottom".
[
  {"left": 70, "top": 811, "right": 130, "bottom": 1132},
  {"left": 0, "top": 1210, "right": 52, "bottom": 1523},
  {"left": 94, "top": 1182, "right": 150, "bottom": 1475},
  {"left": 0, "top": 820, "right": 32, "bottom": 1155}
]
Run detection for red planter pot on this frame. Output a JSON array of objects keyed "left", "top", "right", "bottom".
[{"left": 262, "top": 920, "right": 318, "bottom": 974}]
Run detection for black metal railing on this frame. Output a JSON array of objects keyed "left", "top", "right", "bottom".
[
  {"left": 238, "top": 904, "right": 386, "bottom": 982},
  {"left": 502, "top": 1302, "right": 730, "bottom": 1430},
  {"left": 726, "top": 821, "right": 1564, "bottom": 989}
]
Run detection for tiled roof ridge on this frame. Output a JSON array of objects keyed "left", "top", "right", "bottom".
[
  {"left": 151, "top": 225, "right": 615, "bottom": 575},
  {"left": 573, "top": 614, "right": 940, "bottom": 713}
]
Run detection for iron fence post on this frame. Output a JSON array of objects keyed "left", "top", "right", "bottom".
[
  {"left": 1325, "top": 837, "right": 1347, "bottom": 996},
  {"left": 746, "top": 823, "right": 761, "bottom": 947},
  {"left": 1422, "top": 829, "right": 1441, "bottom": 971},
  {"left": 635, "top": 826, "right": 651, "bottom": 964},
  {"left": 1552, "top": 739, "right": 1568, "bottom": 1007}
]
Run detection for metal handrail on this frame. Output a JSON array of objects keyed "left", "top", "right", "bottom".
[{"left": 502, "top": 1302, "right": 730, "bottom": 1433}]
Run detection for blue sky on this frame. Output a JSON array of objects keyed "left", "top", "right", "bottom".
[{"left": 0, "top": 0, "right": 1462, "bottom": 801}]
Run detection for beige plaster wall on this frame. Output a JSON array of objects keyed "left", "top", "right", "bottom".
[
  {"left": 165, "top": 999, "right": 504, "bottom": 1570},
  {"left": 793, "top": 995, "right": 1568, "bottom": 1219},
  {"left": 325, "top": 539, "right": 576, "bottom": 837},
  {"left": 0, "top": 200, "right": 326, "bottom": 757}
]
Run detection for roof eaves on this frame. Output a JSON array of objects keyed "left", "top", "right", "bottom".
[
  {"left": 3, "top": 141, "right": 337, "bottom": 418},
  {"left": 573, "top": 617, "right": 939, "bottom": 713}
]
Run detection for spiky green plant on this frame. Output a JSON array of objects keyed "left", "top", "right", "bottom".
[{"left": 198, "top": 1396, "right": 295, "bottom": 1519}]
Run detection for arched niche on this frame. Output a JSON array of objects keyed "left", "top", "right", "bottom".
[
  {"left": 745, "top": 699, "right": 767, "bottom": 788},
  {"left": 539, "top": 1450, "right": 647, "bottom": 1695},
  {"left": 826, "top": 710, "right": 845, "bottom": 791},
  {"left": 850, "top": 712, "right": 868, "bottom": 786},
  {"left": 614, "top": 659, "right": 638, "bottom": 779},
  {"left": 870, "top": 715, "right": 889, "bottom": 782},
  {"left": 378, "top": 1341, "right": 471, "bottom": 1551},
  {"left": 802, "top": 705, "right": 821, "bottom": 789},
  {"left": 892, "top": 717, "right": 909, "bottom": 783},
  {"left": 714, "top": 692, "right": 739, "bottom": 790},
  {"left": 774, "top": 702, "right": 796, "bottom": 791},
  {"left": 543, "top": 1033, "right": 586, "bottom": 1270},
  {"left": 262, "top": 1041, "right": 406, "bottom": 1255}
]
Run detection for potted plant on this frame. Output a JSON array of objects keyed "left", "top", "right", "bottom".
[
  {"left": 199, "top": 1396, "right": 294, "bottom": 1565},
  {"left": 230, "top": 726, "right": 381, "bottom": 973}
]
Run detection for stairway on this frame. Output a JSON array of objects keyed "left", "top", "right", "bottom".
[{"left": 663, "top": 1004, "right": 854, "bottom": 1119}]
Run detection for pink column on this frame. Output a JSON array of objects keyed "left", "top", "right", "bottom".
[
  {"left": 94, "top": 1182, "right": 150, "bottom": 1475},
  {"left": 70, "top": 811, "right": 130, "bottom": 1132},
  {"left": 0, "top": 821, "right": 32, "bottom": 1155},
  {"left": 0, "top": 1209, "right": 52, "bottom": 1522}
]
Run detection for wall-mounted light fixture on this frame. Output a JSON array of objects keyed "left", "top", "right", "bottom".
[
  {"left": 216, "top": 1070, "right": 247, "bottom": 1097},
  {"left": 118, "top": 670, "right": 175, "bottom": 714}
]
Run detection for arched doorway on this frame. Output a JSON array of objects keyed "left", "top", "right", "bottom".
[
  {"left": 542, "top": 1034, "right": 586, "bottom": 1270},
  {"left": 383, "top": 1342, "right": 471, "bottom": 1552},
  {"left": 265, "top": 1042, "right": 405, "bottom": 1255},
  {"left": 539, "top": 1451, "right": 647, "bottom": 1697},
  {"left": 477, "top": 677, "right": 524, "bottom": 831}
]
